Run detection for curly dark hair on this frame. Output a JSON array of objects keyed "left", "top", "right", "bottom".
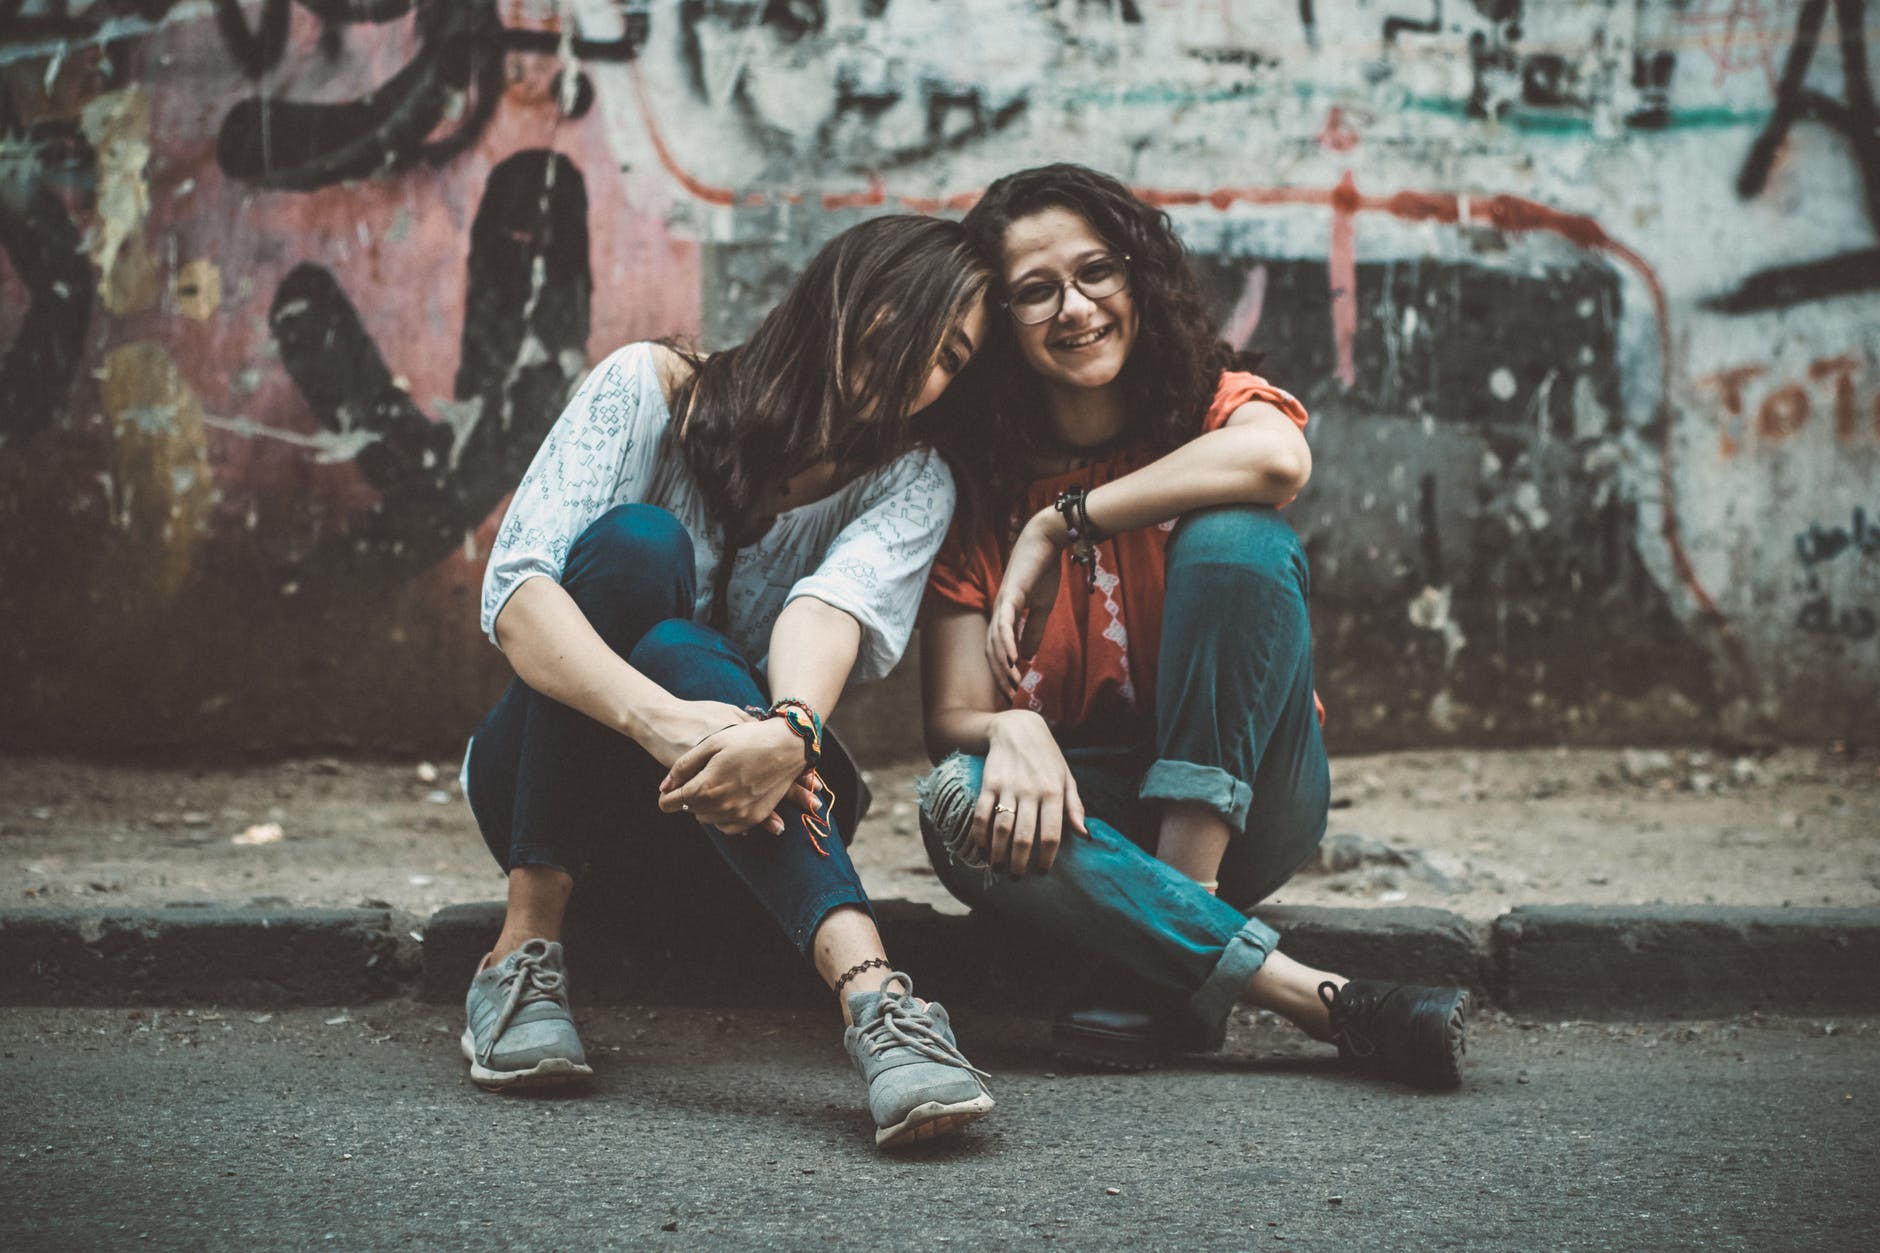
[{"left": 947, "top": 163, "right": 1252, "bottom": 533}]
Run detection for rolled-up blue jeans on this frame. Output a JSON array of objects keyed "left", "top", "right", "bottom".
[
  {"left": 918, "top": 506, "right": 1328, "bottom": 1033},
  {"left": 465, "top": 504, "right": 873, "bottom": 954}
]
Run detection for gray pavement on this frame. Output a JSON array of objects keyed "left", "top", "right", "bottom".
[{"left": 4, "top": 1002, "right": 1876, "bottom": 1251}]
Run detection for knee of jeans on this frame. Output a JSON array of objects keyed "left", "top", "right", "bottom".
[
  {"left": 626, "top": 617, "right": 723, "bottom": 683},
  {"left": 1169, "top": 505, "right": 1307, "bottom": 592},
  {"left": 916, "top": 753, "right": 990, "bottom": 872},
  {"left": 571, "top": 504, "right": 694, "bottom": 578}
]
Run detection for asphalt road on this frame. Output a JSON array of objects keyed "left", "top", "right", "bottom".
[{"left": 3, "top": 1003, "right": 1876, "bottom": 1250}]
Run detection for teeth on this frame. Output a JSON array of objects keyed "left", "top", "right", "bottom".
[{"left": 1057, "top": 326, "right": 1109, "bottom": 349}]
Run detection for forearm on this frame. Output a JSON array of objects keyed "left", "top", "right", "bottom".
[
  {"left": 1079, "top": 424, "right": 1309, "bottom": 538},
  {"left": 925, "top": 703, "right": 1005, "bottom": 760},
  {"left": 765, "top": 596, "right": 863, "bottom": 717},
  {"left": 493, "top": 576, "right": 680, "bottom": 745}
]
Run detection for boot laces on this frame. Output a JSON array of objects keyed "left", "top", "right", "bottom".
[{"left": 1320, "top": 979, "right": 1383, "bottom": 1059}]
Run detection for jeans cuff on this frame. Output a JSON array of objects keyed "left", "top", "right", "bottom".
[
  {"left": 789, "top": 886, "right": 875, "bottom": 956},
  {"left": 1141, "top": 759, "right": 1253, "bottom": 831},
  {"left": 507, "top": 850, "right": 583, "bottom": 879},
  {"left": 1187, "top": 914, "right": 1280, "bottom": 1031}
]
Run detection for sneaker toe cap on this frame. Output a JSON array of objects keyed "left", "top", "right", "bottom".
[
  {"left": 486, "top": 1018, "right": 587, "bottom": 1070},
  {"left": 869, "top": 1062, "right": 986, "bottom": 1124}
]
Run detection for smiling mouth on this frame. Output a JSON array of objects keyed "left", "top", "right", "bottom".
[{"left": 1051, "top": 324, "right": 1112, "bottom": 351}]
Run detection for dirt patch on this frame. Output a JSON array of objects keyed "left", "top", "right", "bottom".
[{"left": 4, "top": 745, "right": 1876, "bottom": 925}]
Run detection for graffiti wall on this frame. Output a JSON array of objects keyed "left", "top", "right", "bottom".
[{"left": 2, "top": 0, "right": 1874, "bottom": 755}]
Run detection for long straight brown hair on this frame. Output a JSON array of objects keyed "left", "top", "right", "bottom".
[{"left": 670, "top": 215, "right": 991, "bottom": 545}]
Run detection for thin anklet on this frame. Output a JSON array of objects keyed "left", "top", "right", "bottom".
[{"left": 832, "top": 957, "right": 891, "bottom": 995}]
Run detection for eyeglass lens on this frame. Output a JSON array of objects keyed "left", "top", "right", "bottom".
[{"left": 1009, "top": 256, "right": 1128, "bottom": 324}]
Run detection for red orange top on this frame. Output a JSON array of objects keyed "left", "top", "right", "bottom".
[{"left": 926, "top": 373, "right": 1317, "bottom": 735}]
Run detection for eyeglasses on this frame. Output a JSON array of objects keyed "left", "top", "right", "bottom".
[{"left": 1003, "top": 254, "right": 1131, "bottom": 325}]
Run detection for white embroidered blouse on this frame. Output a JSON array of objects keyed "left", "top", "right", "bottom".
[{"left": 479, "top": 342, "right": 956, "bottom": 683}]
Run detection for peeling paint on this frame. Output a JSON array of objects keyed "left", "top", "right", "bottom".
[{"left": 79, "top": 86, "right": 158, "bottom": 316}]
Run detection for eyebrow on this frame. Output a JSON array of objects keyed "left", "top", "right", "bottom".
[{"left": 1009, "top": 248, "right": 1113, "bottom": 287}]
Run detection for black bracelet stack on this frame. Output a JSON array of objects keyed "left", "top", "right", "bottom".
[{"left": 1054, "top": 487, "right": 1104, "bottom": 587}]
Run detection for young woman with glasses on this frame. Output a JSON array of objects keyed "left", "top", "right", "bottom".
[
  {"left": 918, "top": 165, "right": 1470, "bottom": 1086},
  {"left": 461, "top": 215, "right": 998, "bottom": 1149}
]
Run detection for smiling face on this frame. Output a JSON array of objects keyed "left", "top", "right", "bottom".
[{"left": 999, "top": 205, "right": 1139, "bottom": 395}]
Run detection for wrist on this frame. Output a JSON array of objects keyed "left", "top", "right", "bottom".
[
  {"left": 987, "top": 708, "right": 1046, "bottom": 743},
  {"left": 1029, "top": 505, "right": 1071, "bottom": 549},
  {"left": 628, "top": 697, "right": 689, "bottom": 747}
]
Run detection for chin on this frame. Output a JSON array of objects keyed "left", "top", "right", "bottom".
[{"left": 1044, "top": 351, "right": 1126, "bottom": 392}]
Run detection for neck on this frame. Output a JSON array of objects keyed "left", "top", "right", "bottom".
[{"left": 1041, "top": 380, "right": 1128, "bottom": 452}]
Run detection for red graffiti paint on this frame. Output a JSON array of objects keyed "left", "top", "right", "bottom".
[
  {"left": 1329, "top": 172, "right": 1359, "bottom": 388},
  {"left": 1317, "top": 106, "right": 1360, "bottom": 153},
  {"left": 629, "top": 63, "right": 737, "bottom": 208},
  {"left": 822, "top": 175, "right": 888, "bottom": 211}
]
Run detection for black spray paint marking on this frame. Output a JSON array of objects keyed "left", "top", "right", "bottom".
[
  {"left": 267, "top": 150, "right": 590, "bottom": 578},
  {"left": 1795, "top": 507, "right": 1880, "bottom": 567},
  {"left": 213, "top": 0, "right": 640, "bottom": 191},
  {"left": 1711, "top": 0, "right": 1879, "bottom": 313},
  {"left": 0, "top": 119, "right": 97, "bottom": 448},
  {"left": 1798, "top": 595, "right": 1878, "bottom": 641},
  {"left": 1192, "top": 254, "right": 1623, "bottom": 439}
]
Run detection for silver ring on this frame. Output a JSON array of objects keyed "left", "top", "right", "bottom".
[
  {"left": 681, "top": 803, "right": 691, "bottom": 812},
  {"left": 991, "top": 803, "right": 1015, "bottom": 817}
]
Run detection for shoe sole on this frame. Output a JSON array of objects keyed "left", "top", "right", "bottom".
[
  {"left": 1417, "top": 989, "right": 1469, "bottom": 1091},
  {"left": 460, "top": 1028, "right": 595, "bottom": 1092},
  {"left": 874, "top": 1093, "right": 995, "bottom": 1150}
]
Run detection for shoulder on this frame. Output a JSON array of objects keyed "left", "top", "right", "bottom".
[
  {"left": 867, "top": 446, "right": 957, "bottom": 503},
  {"left": 643, "top": 341, "right": 698, "bottom": 409}
]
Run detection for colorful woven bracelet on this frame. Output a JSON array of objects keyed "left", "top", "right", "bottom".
[{"left": 766, "top": 698, "right": 823, "bottom": 768}]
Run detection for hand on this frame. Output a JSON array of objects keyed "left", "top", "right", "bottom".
[
  {"left": 643, "top": 699, "right": 762, "bottom": 770},
  {"left": 987, "top": 508, "right": 1067, "bottom": 700},
  {"left": 971, "top": 709, "right": 1089, "bottom": 876},
  {"left": 656, "top": 717, "right": 820, "bottom": 835}
]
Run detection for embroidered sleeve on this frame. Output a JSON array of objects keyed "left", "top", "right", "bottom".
[
  {"left": 785, "top": 448, "right": 958, "bottom": 683},
  {"left": 478, "top": 344, "right": 663, "bottom": 647}
]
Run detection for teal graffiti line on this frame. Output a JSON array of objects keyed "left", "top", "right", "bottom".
[
  {"left": 1400, "top": 95, "right": 1773, "bottom": 134},
  {"left": 1056, "top": 80, "right": 1771, "bottom": 136}
]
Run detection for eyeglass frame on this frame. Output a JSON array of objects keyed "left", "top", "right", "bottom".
[{"left": 1000, "top": 253, "right": 1133, "bottom": 325}]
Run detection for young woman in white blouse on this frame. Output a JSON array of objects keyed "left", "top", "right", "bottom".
[{"left": 461, "top": 216, "right": 996, "bottom": 1150}]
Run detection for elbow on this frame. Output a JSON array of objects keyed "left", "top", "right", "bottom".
[{"left": 1250, "top": 444, "right": 1310, "bottom": 502}]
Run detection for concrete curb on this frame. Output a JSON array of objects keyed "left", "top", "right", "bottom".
[
  {"left": 1492, "top": 905, "right": 1880, "bottom": 1017},
  {"left": 0, "top": 906, "right": 408, "bottom": 1007},
  {"left": 5, "top": 903, "right": 1879, "bottom": 1017}
]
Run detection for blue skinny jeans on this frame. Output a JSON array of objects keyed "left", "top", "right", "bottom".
[
  {"left": 918, "top": 506, "right": 1329, "bottom": 1033},
  {"left": 465, "top": 504, "right": 874, "bottom": 954}
]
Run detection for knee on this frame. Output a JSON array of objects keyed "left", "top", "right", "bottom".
[
  {"left": 1168, "top": 506, "right": 1307, "bottom": 596},
  {"left": 626, "top": 617, "right": 722, "bottom": 681},
  {"left": 916, "top": 753, "right": 987, "bottom": 864},
  {"left": 569, "top": 504, "right": 694, "bottom": 580}
]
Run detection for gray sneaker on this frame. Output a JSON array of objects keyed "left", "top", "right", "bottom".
[
  {"left": 460, "top": 939, "right": 594, "bottom": 1091},
  {"left": 844, "top": 973, "right": 993, "bottom": 1149}
]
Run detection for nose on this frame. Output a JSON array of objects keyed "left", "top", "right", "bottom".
[{"left": 1055, "top": 281, "right": 1099, "bottom": 324}]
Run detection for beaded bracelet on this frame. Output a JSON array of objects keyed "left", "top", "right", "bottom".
[
  {"left": 748, "top": 698, "right": 835, "bottom": 857},
  {"left": 1054, "top": 487, "right": 1104, "bottom": 587}
]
